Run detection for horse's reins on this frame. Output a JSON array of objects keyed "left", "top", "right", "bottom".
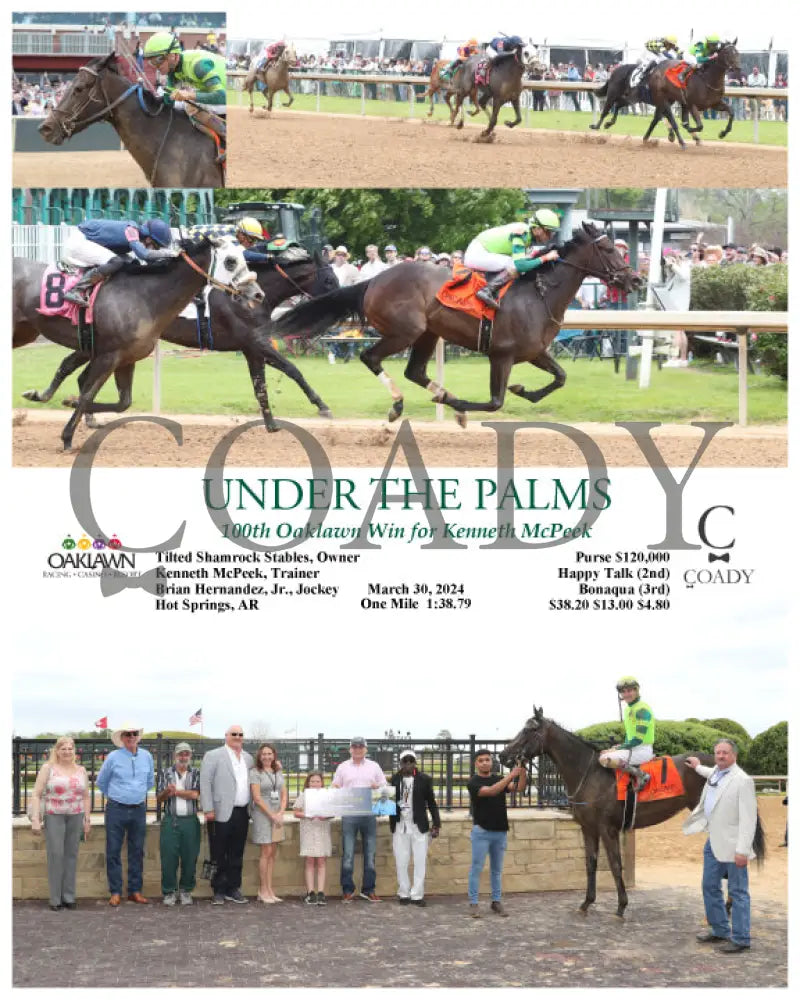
[
  {"left": 534, "top": 235, "right": 631, "bottom": 325},
  {"left": 179, "top": 248, "right": 256, "bottom": 297}
]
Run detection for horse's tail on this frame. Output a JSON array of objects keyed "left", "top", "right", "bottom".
[
  {"left": 752, "top": 811, "right": 766, "bottom": 867},
  {"left": 595, "top": 80, "right": 609, "bottom": 98},
  {"left": 272, "top": 281, "right": 370, "bottom": 338}
]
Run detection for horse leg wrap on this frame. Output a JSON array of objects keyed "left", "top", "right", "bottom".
[
  {"left": 378, "top": 370, "right": 402, "bottom": 400},
  {"left": 426, "top": 381, "right": 454, "bottom": 405}
]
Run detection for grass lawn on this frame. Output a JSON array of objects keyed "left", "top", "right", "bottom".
[
  {"left": 228, "top": 88, "right": 788, "bottom": 147},
  {"left": 13, "top": 343, "right": 787, "bottom": 425}
]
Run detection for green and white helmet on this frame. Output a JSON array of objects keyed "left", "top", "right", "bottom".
[
  {"left": 528, "top": 208, "right": 560, "bottom": 232},
  {"left": 144, "top": 31, "right": 181, "bottom": 59}
]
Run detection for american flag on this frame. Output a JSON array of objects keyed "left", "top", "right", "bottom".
[{"left": 189, "top": 708, "right": 203, "bottom": 726}]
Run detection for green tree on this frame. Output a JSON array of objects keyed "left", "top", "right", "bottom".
[
  {"left": 214, "top": 188, "right": 529, "bottom": 256},
  {"left": 700, "top": 718, "right": 751, "bottom": 757},
  {"left": 745, "top": 722, "right": 787, "bottom": 774},
  {"left": 577, "top": 720, "right": 740, "bottom": 757}
]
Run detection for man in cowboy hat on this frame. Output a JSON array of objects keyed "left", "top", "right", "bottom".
[{"left": 96, "top": 723, "right": 155, "bottom": 906}]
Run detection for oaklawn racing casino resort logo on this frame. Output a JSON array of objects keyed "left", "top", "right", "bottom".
[{"left": 44, "top": 534, "right": 136, "bottom": 578}]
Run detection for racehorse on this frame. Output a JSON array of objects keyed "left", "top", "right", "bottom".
[
  {"left": 591, "top": 41, "right": 740, "bottom": 147},
  {"left": 13, "top": 237, "right": 263, "bottom": 450},
  {"left": 424, "top": 59, "right": 481, "bottom": 121},
  {"left": 273, "top": 222, "right": 639, "bottom": 424},
  {"left": 500, "top": 707, "right": 766, "bottom": 918},
  {"left": 449, "top": 41, "right": 528, "bottom": 140},
  {"left": 20, "top": 249, "right": 338, "bottom": 435},
  {"left": 38, "top": 52, "right": 223, "bottom": 186},
  {"left": 244, "top": 45, "right": 297, "bottom": 114}
]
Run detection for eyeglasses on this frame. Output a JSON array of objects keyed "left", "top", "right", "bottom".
[
  {"left": 229, "top": 732, "right": 244, "bottom": 737},
  {"left": 122, "top": 731, "right": 139, "bottom": 738}
]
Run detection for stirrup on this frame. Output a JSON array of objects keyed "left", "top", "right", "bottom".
[{"left": 476, "top": 288, "right": 500, "bottom": 309}]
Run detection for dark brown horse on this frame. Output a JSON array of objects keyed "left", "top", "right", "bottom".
[
  {"left": 273, "top": 222, "right": 639, "bottom": 424},
  {"left": 592, "top": 42, "right": 740, "bottom": 148},
  {"left": 244, "top": 46, "right": 296, "bottom": 114},
  {"left": 500, "top": 707, "right": 765, "bottom": 918},
  {"left": 424, "top": 59, "right": 481, "bottom": 121},
  {"left": 450, "top": 43, "right": 527, "bottom": 140},
  {"left": 38, "top": 53, "right": 223, "bottom": 186}
]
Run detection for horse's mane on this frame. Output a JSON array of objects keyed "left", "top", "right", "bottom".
[
  {"left": 517, "top": 224, "right": 604, "bottom": 283},
  {"left": 544, "top": 715, "right": 605, "bottom": 753},
  {"left": 177, "top": 235, "right": 212, "bottom": 254}
]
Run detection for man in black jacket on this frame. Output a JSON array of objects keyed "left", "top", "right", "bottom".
[{"left": 390, "top": 751, "right": 441, "bottom": 906}]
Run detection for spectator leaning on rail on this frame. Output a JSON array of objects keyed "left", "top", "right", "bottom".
[
  {"left": 62, "top": 218, "right": 177, "bottom": 307},
  {"left": 29, "top": 736, "right": 91, "bottom": 911},
  {"left": 96, "top": 722, "right": 154, "bottom": 906},
  {"left": 464, "top": 207, "right": 561, "bottom": 310},
  {"left": 143, "top": 31, "right": 227, "bottom": 158},
  {"left": 156, "top": 742, "right": 201, "bottom": 907}
]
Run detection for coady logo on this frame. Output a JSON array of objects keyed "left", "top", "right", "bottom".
[
  {"left": 45, "top": 534, "right": 135, "bottom": 572},
  {"left": 683, "top": 506, "right": 755, "bottom": 589}
]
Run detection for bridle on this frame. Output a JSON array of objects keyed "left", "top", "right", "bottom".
[
  {"left": 533, "top": 234, "right": 633, "bottom": 325},
  {"left": 46, "top": 64, "right": 166, "bottom": 140},
  {"left": 179, "top": 245, "right": 259, "bottom": 299}
]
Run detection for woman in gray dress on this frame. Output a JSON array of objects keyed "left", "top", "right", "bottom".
[{"left": 249, "top": 743, "right": 287, "bottom": 903}]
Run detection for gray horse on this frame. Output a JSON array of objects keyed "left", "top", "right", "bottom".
[
  {"left": 13, "top": 237, "right": 263, "bottom": 450},
  {"left": 38, "top": 53, "right": 223, "bottom": 187}
]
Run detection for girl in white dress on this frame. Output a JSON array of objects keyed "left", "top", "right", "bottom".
[{"left": 293, "top": 772, "right": 333, "bottom": 905}]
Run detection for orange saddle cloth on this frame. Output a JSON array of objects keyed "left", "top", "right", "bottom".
[
  {"left": 435, "top": 267, "right": 512, "bottom": 322},
  {"left": 665, "top": 62, "right": 692, "bottom": 89},
  {"left": 615, "top": 756, "right": 685, "bottom": 803}
]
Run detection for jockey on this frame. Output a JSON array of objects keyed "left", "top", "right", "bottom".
[
  {"left": 465, "top": 207, "right": 561, "bottom": 310},
  {"left": 143, "top": 31, "right": 226, "bottom": 157},
  {"left": 188, "top": 218, "right": 278, "bottom": 265},
  {"left": 256, "top": 40, "right": 287, "bottom": 72},
  {"left": 630, "top": 36, "right": 683, "bottom": 88},
  {"left": 62, "top": 218, "right": 176, "bottom": 306},
  {"left": 488, "top": 35, "right": 525, "bottom": 56},
  {"left": 597, "top": 677, "right": 656, "bottom": 790},
  {"left": 678, "top": 34, "right": 722, "bottom": 84},
  {"left": 445, "top": 38, "right": 479, "bottom": 79}
]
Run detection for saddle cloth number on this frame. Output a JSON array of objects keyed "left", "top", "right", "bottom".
[{"left": 44, "top": 271, "right": 67, "bottom": 311}]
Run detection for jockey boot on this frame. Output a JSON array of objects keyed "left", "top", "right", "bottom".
[
  {"left": 186, "top": 106, "right": 226, "bottom": 162},
  {"left": 624, "top": 765, "right": 651, "bottom": 791},
  {"left": 476, "top": 269, "right": 513, "bottom": 310},
  {"left": 63, "top": 267, "right": 103, "bottom": 307}
]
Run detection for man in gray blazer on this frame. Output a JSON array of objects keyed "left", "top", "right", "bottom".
[
  {"left": 683, "top": 739, "right": 758, "bottom": 953},
  {"left": 200, "top": 725, "right": 254, "bottom": 905}
]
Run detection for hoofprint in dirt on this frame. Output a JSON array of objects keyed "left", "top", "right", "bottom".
[
  {"left": 12, "top": 411, "right": 787, "bottom": 468},
  {"left": 228, "top": 108, "right": 787, "bottom": 188},
  {"left": 12, "top": 150, "right": 148, "bottom": 187}
]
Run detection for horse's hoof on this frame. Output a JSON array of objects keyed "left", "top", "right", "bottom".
[
  {"left": 668, "top": 131, "right": 675, "bottom": 142},
  {"left": 588, "top": 124, "right": 599, "bottom": 131},
  {"left": 266, "top": 423, "right": 281, "bottom": 433},
  {"left": 318, "top": 408, "right": 333, "bottom": 420},
  {"left": 455, "top": 122, "right": 464, "bottom": 130},
  {"left": 62, "top": 396, "right": 80, "bottom": 408},
  {"left": 22, "top": 390, "right": 40, "bottom": 401},
  {"left": 455, "top": 412, "right": 468, "bottom": 429},
  {"left": 387, "top": 401, "right": 404, "bottom": 423}
]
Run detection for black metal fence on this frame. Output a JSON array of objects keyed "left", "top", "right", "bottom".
[{"left": 12, "top": 735, "right": 568, "bottom": 818}]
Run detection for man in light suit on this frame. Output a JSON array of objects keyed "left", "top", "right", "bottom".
[
  {"left": 683, "top": 739, "right": 758, "bottom": 953},
  {"left": 200, "top": 725, "right": 254, "bottom": 905}
]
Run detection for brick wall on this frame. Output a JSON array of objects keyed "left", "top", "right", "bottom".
[{"left": 13, "top": 809, "right": 635, "bottom": 900}]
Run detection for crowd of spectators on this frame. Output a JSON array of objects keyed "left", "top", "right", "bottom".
[{"left": 12, "top": 74, "right": 68, "bottom": 116}]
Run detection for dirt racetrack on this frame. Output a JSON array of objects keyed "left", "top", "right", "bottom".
[
  {"left": 13, "top": 150, "right": 148, "bottom": 187},
  {"left": 228, "top": 107, "right": 787, "bottom": 188},
  {"left": 12, "top": 411, "right": 787, "bottom": 468}
]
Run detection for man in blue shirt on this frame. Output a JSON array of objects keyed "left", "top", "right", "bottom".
[{"left": 96, "top": 722, "right": 155, "bottom": 906}]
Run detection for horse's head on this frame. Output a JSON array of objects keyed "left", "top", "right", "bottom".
[
  {"left": 499, "top": 706, "right": 547, "bottom": 767},
  {"left": 39, "top": 52, "right": 122, "bottom": 144},
  {"left": 570, "top": 222, "right": 642, "bottom": 295},
  {"left": 717, "top": 41, "right": 740, "bottom": 73},
  {"left": 282, "top": 45, "right": 298, "bottom": 67},
  {"left": 197, "top": 235, "right": 265, "bottom": 308}
]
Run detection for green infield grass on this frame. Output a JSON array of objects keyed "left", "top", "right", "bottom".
[
  {"left": 228, "top": 88, "right": 788, "bottom": 147},
  {"left": 13, "top": 343, "right": 787, "bottom": 425}
]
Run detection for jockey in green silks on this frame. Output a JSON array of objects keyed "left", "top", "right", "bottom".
[
  {"left": 598, "top": 676, "right": 656, "bottom": 790},
  {"left": 144, "top": 31, "right": 226, "bottom": 158},
  {"left": 678, "top": 34, "right": 722, "bottom": 85},
  {"left": 463, "top": 208, "right": 561, "bottom": 310}
]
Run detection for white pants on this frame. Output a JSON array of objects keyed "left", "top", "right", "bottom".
[
  {"left": 598, "top": 744, "right": 654, "bottom": 767},
  {"left": 463, "top": 238, "right": 514, "bottom": 275},
  {"left": 392, "top": 823, "right": 429, "bottom": 900},
  {"left": 62, "top": 230, "right": 118, "bottom": 268}
]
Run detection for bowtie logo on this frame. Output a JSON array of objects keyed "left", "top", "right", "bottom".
[
  {"left": 100, "top": 568, "right": 160, "bottom": 596},
  {"left": 708, "top": 552, "right": 730, "bottom": 564}
]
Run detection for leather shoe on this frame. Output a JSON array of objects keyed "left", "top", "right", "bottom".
[
  {"left": 719, "top": 941, "right": 750, "bottom": 953},
  {"left": 127, "top": 892, "right": 149, "bottom": 904},
  {"left": 109, "top": 894, "right": 121, "bottom": 907},
  {"left": 696, "top": 932, "right": 730, "bottom": 944}
]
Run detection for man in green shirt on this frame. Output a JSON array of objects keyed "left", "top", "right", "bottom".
[
  {"left": 598, "top": 676, "right": 656, "bottom": 789},
  {"left": 463, "top": 208, "right": 562, "bottom": 310},
  {"left": 144, "top": 31, "right": 226, "bottom": 158}
]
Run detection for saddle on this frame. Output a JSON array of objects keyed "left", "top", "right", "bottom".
[
  {"left": 474, "top": 58, "right": 491, "bottom": 88},
  {"left": 615, "top": 756, "right": 684, "bottom": 803},
  {"left": 665, "top": 62, "right": 692, "bottom": 89},
  {"left": 436, "top": 268, "right": 512, "bottom": 322}
]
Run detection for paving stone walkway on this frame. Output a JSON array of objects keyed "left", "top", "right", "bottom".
[{"left": 13, "top": 887, "right": 786, "bottom": 988}]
